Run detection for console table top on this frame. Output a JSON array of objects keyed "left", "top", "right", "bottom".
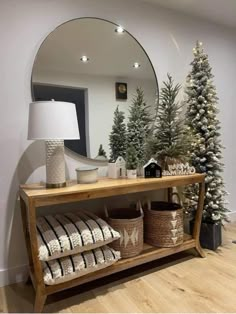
[{"left": 19, "top": 174, "right": 205, "bottom": 207}]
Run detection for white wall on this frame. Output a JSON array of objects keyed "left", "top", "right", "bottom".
[
  {"left": 33, "top": 70, "right": 157, "bottom": 158},
  {"left": 0, "top": 0, "right": 236, "bottom": 286}
]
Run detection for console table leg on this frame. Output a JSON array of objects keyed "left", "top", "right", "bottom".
[
  {"left": 193, "top": 181, "right": 206, "bottom": 258},
  {"left": 195, "top": 242, "right": 206, "bottom": 258},
  {"left": 34, "top": 290, "right": 47, "bottom": 313},
  {"left": 21, "top": 197, "right": 47, "bottom": 311}
]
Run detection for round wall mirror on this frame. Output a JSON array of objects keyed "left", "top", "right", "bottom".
[{"left": 31, "top": 18, "right": 158, "bottom": 160}]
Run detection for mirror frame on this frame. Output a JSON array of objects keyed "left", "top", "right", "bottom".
[{"left": 31, "top": 17, "right": 159, "bottom": 162}]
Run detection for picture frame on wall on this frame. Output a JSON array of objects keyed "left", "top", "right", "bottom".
[{"left": 115, "top": 82, "right": 127, "bottom": 100}]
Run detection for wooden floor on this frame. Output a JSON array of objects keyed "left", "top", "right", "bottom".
[{"left": 1, "top": 223, "right": 236, "bottom": 313}]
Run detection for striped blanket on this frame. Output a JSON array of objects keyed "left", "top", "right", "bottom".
[
  {"left": 43, "top": 245, "right": 120, "bottom": 285},
  {"left": 37, "top": 210, "right": 120, "bottom": 261}
]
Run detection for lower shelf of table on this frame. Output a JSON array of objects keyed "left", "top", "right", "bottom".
[{"left": 44, "top": 234, "right": 196, "bottom": 295}]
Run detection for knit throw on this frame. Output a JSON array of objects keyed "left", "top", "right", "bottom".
[
  {"left": 37, "top": 210, "right": 120, "bottom": 261},
  {"left": 43, "top": 245, "right": 120, "bottom": 285}
]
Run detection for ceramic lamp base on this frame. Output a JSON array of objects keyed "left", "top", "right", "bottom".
[{"left": 45, "top": 140, "right": 66, "bottom": 188}]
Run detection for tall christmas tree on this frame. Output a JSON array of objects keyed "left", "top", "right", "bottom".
[
  {"left": 150, "top": 74, "right": 190, "bottom": 168},
  {"left": 184, "top": 41, "right": 229, "bottom": 223},
  {"left": 127, "top": 87, "right": 151, "bottom": 167},
  {"left": 109, "top": 106, "right": 126, "bottom": 161}
]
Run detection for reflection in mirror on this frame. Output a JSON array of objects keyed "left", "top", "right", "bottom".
[{"left": 32, "top": 18, "right": 158, "bottom": 160}]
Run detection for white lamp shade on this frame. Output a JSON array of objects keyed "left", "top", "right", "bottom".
[{"left": 28, "top": 101, "right": 80, "bottom": 140}]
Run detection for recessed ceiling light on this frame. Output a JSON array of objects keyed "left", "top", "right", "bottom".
[
  {"left": 115, "top": 26, "right": 125, "bottom": 33},
  {"left": 133, "top": 62, "right": 141, "bottom": 68},
  {"left": 80, "top": 55, "right": 89, "bottom": 62}
]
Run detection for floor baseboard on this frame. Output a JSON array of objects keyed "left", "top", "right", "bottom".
[{"left": 0, "top": 264, "right": 28, "bottom": 287}]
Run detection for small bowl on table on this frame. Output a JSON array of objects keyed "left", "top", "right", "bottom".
[{"left": 76, "top": 167, "right": 98, "bottom": 184}]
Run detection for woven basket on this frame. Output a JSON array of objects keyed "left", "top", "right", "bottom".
[
  {"left": 144, "top": 201, "right": 184, "bottom": 247},
  {"left": 105, "top": 204, "right": 143, "bottom": 258}
]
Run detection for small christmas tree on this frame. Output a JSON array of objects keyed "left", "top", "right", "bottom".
[
  {"left": 150, "top": 74, "right": 190, "bottom": 168},
  {"left": 97, "top": 144, "right": 107, "bottom": 158},
  {"left": 126, "top": 145, "right": 138, "bottom": 170},
  {"left": 109, "top": 106, "right": 126, "bottom": 161},
  {"left": 184, "top": 41, "right": 229, "bottom": 223},
  {"left": 127, "top": 87, "right": 151, "bottom": 167}
]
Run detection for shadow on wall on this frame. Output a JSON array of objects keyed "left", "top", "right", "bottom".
[{"left": 4, "top": 141, "right": 46, "bottom": 285}]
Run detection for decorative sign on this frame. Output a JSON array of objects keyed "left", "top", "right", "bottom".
[{"left": 163, "top": 162, "right": 196, "bottom": 176}]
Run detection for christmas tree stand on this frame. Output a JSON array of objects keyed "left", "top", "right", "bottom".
[{"left": 190, "top": 220, "right": 222, "bottom": 251}]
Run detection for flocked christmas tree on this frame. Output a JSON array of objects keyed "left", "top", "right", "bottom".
[
  {"left": 109, "top": 106, "right": 126, "bottom": 161},
  {"left": 127, "top": 87, "right": 151, "bottom": 167},
  {"left": 149, "top": 74, "right": 190, "bottom": 168},
  {"left": 126, "top": 144, "right": 138, "bottom": 170},
  {"left": 97, "top": 144, "right": 107, "bottom": 159},
  {"left": 184, "top": 41, "right": 229, "bottom": 223}
]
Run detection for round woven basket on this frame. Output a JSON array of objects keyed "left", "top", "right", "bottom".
[
  {"left": 106, "top": 206, "right": 143, "bottom": 258},
  {"left": 144, "top": 201, "right": 183, "bottom": 247}
]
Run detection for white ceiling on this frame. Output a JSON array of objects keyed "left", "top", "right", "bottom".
[
  {"left": 142, "top": 0, "right": 236, "bottom": 29},
  {"left": 33, "top": 18, "right": 156, "bottom": 81},
  {"left": 33, "top": 2, "right": 236, "bottom": 84}
]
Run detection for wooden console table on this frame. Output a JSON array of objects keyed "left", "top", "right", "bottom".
[{"left": 19, "top": 174, "right": 205, "bottom": 312}]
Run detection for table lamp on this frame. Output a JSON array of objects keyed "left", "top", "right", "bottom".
[{"left": 28, "top": 100, "right": 80, "bottom": 188}]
